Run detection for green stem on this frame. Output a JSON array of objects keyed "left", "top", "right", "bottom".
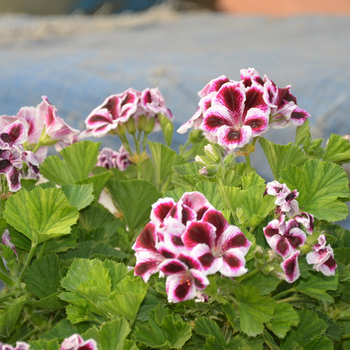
[
  {"left": 0, "top": 270, "right": 15, "bottom": 287},
  {"left": 19, "top": 327, "right": 40, "bottom": 342},
  {"left": 120, "top": 135, "right": 133, "bottom": 155},
  {"left": 245, "top": 154, "right": 252, "bottom": 171},
  {"left": 37, "top": 241, "right": 48, "bottom": 260},
  {"left": 18, "top": 243, "right": 37, "bottom": 283},
  {"left": 0, "top": 291, "right": 16, "bottom": 302},
  {"left": 132, "top": 133, "right": 141, "bottom": 155},
  {"left": 239, "top": 268, "right": 259, "bottom": 281},
  {"left": 179, "top": 140, "right": 191, "bottom": 157},
  {"left": 342, "top": 334, "right": 350, "bottom": 341},
  {"left": 31, "top": 141, "right": 43, "bottom": 154},
  {"left": 276, "top": 296, "right": 305, "bottom": 304},
  {"left": 273, "top": 288, "right": 296, "bottom": 300}
]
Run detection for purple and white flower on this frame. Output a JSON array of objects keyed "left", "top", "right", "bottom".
[
  {"left": 159, "top": 252, "right": 209, "bottom": 303},
  {"left": 201, "top": 82, "right": 270, "bottom": 150},
  {"left": 263, "top": 215, "right": 307, "bottom": 258},
  {"left": 60, "top": 334, "right": 97, "bottom": 350},
  {"left": 96, "top": 146, "right": 131, "bottom": 171},
  {"left": 0, "top": 341, "right": 29, "bottom": 350},
  {"left": 2, "top": 229, "right": 18, "bottom": 259},
  {"left": 306, "top": 234, "right": 337, "bottom": 276}
]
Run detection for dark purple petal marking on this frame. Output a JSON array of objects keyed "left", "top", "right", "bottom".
[
  {"left": 216, "top": 83, "right": 245, "bottom": 115},
  {"left": 161, "top": 261, "right": 186, "bottom": 274},
  {"left": 199, "top": 253, "right": 215, "bottom": 268},
  {"left": 245, "top": 118, "right": 265, "bottom": 131},
  {"left": 8, "top": 125, "right": 22, "bottom": 143},
  {"left": 178, "top": 254, "right": 201, "bottom": 270},
  {"left": 89, "top": 114, "right": 112, "bottom": 124},
  {"left": 0, "top": 159, "right": 11, "bottom": 173},
  {"left": 154, "top": 201, "right": 174, "bottom": 222},
  {"left": 284, "top": 255, "right": 297, "bottom": 278},
  {"left": 1, "top": 133, "right": 11, "bottom": 144},
  {"left": 287, "top": 235, "right": 303, "bottom": 249},
  {"left": 135, "top": 261, "right": 157, "bottom": 276},
  {"left": 224, "top": 233, "right": 248, "bottom": 250},
  {"left": 324, "top": 255, "right": 337, "bottom": 269},
  {"left": 204, "top": 115, "right": 227, "bottom": 129},
  {"left": 135, "top": 223, "right": 157, "bottom": 251},
  {"left": 224, "top": 255, "right": 241, "bottom": 269},
  {"left": 202, "top": 210, "right": 227, "bottom": 237},
  {"left": 226, "top": 129, "right": 241, "bottom": 142},
  {"left": 264, "top": 226, "right": 279, "bottom": 238},
  {"left": 101, "top": 97, "right": 117, "bottom": 113},
  {"left": 194, "top": 276, "right": 206, "bottom": 289},
  {"left": 291, "top": 109, "right": 308, "bottom": 120},
  {"left": 175, "top": 280, "right": 191, "bottom": 301},
  {"left": 172, "top": 235, "right": 184, "bottom": 247},
  {"left": 276, "top": 238, "right": 289, "bottom": 255},
  {"left": 244, "top": 87, "right": 266, "bottom": 111},
  {"left": 184, "top": 222, "right": 213, "bottom": 248}
]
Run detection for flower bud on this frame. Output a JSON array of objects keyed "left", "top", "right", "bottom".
[
  {"left": 126, "top": 117, "right": 136, "bottom": 134},
  {"left": 116, "top": 123, "right": 126, "bottom": 136},
  {"left": 195, "top": 155, "right": 211, "bottom": 167},
  {"left": 223, "top": 152, "right": 236, "bottom": 168},
  {"left": 200, "top": 164, "right": 219, "bottom": 177},
  {"left": 137, "top": 114, "right": 147, "bottom": 131},
  {"left": 144, "top": 117, "right": 156, "bottom": 134},
  {"left": 189, "top": 129, "right": 204, "bottom": 143},
  {"left": 204, "top": 144, "right": 221, "bottom": 163}
]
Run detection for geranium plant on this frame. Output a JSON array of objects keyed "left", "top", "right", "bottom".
[{"left": 0, "top": 69, "right": 349, "bottom": 350}]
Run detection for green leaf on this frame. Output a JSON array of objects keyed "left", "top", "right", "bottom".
[
  {"left": 108, "top": 179, "right": 161, "bottom": 232},
  {"left": 323, "top": 133, "right": 350, "bottom": 163},
  {"left": 281, "top": 309, "right": 328, "bottom": 349},
  {"left": 172, "top": 162, "right": 206, "bottom": 188},
  {"left": 195, "top": 317, "right": 226, "bottom": 348},
  {"left": 59, "top": 241, "right": 127, "bottom": 261},
  {"left": 40, "top": 141, "right": 100, "bottom": 184},
  {"left": 295, "top": 119, "right": 311, "bottom": 146},
  {"left": 134, "top": 305, "right": 192, "bottom": 349},
  {"left": 40, "top": 155, "right": 77, "bottom": 184},
  {"left": 30, "top": 339, "right": 59, "bottom": 350},
  {"left": 77, "top": 171, "right": 112, "bottom": 205},
  {"left": 60, "top": 141, "right": 101, "bottom": 181},
  {"left": 84, "top": 318, "right": 132, "bottom": 350},
  {"left": 163, "top": 186, "right": 192, "bottom": 201},
  {"left": 302, "top": 336, "right": 333, "bottom": 350},
  {"left": 243, "top": 272, "right": 281, "bottom": 296},
  {"left": 29, "top": 293, "right": 66, "bottom": 311},
  {"left": 61, "top": 184, "right": 94, "bottom": 211},
  {"left": 158, "top": 113, "right": 174, "bottom": 147},
  {"left": 194, "top": 181, "right": 223, "bottom": 210},
  {"left": 148, "top": 141, "right": 186, "bottom": 189},
  {"left": 259, "top": 137, "right": 308, "bottom": 179},
  {"left": 234, "top": 284, "right": 276, "bottom": 337},
  {"left": 24, "top": 253, "right": 61, "bottom": 298},
  {"left": 3, "top": 187, "right": 79, "bottom": 244},
  {"left": 0, "top": 296, "right": 26, "bottom": 337},
  {"left": 266, "top": 303, "right": 299, "bottom": 339},
  {"left": 227, "top": 334, "right": 265, "bottom": 350},
  {"left": 103, "top": 276, "right": 148, "bottom": 322},
  {"left": 281, "top": 159, "right": 349, "bottom": 221},
  {"left": 241, "top": 172, "right": 266, "bottom": 189},
  {"left": 295, "top": 272, "right": 338, "bottom": 302},
  {"left": 334, "top": 247, "right": 350, "bottom": 265},
  {"left": 39, "top": 319, "right": 79, "bottom": 340}
]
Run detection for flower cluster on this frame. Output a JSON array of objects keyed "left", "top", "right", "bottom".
[
  {"left": 96, "top": 145, "right": 131, "bottom": 171},
  {"left": 178, "top": 68, "right": 310, "bottom": 150},
  {"left": 0, "top": 97, "right": 79, "bottom": 192},
  {"left": 0, "top": 334, "right": 97, "bottom": 350},
  {"left": 264, "top": 180, "right": 336, "bottom": 283},
  {"left": 133, "top": 191, "right": 252, "bottom": 303},
  {"left": 82, "top": 87, "right": 173, "bottom": 138}
]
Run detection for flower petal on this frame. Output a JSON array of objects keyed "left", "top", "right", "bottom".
[
  {"left": 218, "top": 225, "right": 252, "bottom": 255},
  {"left": 281, "top": 251, "right": 300, "bottom": 283},
  {"left": 165, "top": 272, "right": 196, "bottom": 303},
  {"left": 217, "top": 124, "right": 252, "bottom": 150},
  {"left": 220, "top": 248, "right": 248, "bottom": 277},
  {"left": 183, "top": 221, "right": 216, "bottom": 250}
]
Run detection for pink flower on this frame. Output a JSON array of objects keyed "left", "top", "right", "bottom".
[
  {"left": 183, "top": 210, "right": 251, "bottom": 277},
  {"left": 201, "top": 82, "right": 270, "bottom": 150},
  {"left": 38, "top": 96, "right": 80, "bottom": 145},
  {"left": 96, "top": 146, "right": 131, "bottom": 171},
  {"left": 84, "top": 89, "right": 140, "bottom": 137},
  {"left": 2, "top": 229, "right": 18, "bottom": 259},
  {"left": 263, "top": 215, "right": 307, "bottom": 258},
  {"left": 266, "top": 180, "right": 299, "bottom": 217},
  {"left": 306, "top": 234, "right": 337, "bottom": 276},
  {"left": 0, "top": 341, "right": 29, "bottom": 350},
  {"left": 159, "top": 252, "right": 209, "bottom": 303},
  {"left": 60, "top": 334, "right": 97, "bottom": 350}
]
